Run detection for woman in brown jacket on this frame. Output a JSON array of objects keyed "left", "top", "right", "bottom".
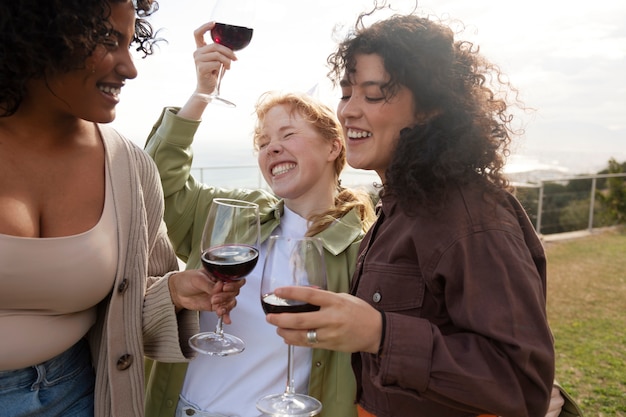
[{"left": 266, "top": 5, "right": 558, "bottom": 417}]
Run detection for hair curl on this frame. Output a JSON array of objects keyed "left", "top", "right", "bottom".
[
  {"left": 0, "top": 0, "right": 160, "bottom": 117},
  {"left": 328, "top": 5, "right": 523, "bottom": 211},
  {"left": 253, "top": 91, "right": 376, "bottom": 235}
]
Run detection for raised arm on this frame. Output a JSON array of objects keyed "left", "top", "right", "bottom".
[{"left": 143, "top": 23, "right": 237, "bottom": 262}]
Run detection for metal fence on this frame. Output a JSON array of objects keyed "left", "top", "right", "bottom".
[
  {"left": 514, "top": 173, "right": 626, "bottom": 235},
  {"left": 191, "top": 166, "right": 626, "bottom": 236}
]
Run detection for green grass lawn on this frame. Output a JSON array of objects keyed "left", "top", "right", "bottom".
[{"left": 545, "top": 226, "right": 626, "bottom": 416}]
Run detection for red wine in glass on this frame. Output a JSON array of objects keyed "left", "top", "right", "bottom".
[
  {"left": 261, "top": 293, "right": 320, "bottom": 314},
  {"left": 202, "top": 0, "right": 255, "bottom": 107},
  {"left": 211, "top": 23, "right": 253, "bottom": 51},
  {"left": 201, "top": 244, "right": 259, "bottom": 282},
  {"left": 189, "top": 198, "right": 260, "bottom": 356}
]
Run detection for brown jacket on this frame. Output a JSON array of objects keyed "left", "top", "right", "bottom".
[{"left": 351, "top": 183, "right": 554, "bottom": 417}]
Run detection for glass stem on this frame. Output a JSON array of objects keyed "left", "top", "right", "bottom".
[
  {"left": 285, "top": 344, "right": 296, "bottom": 395},
  {"left": 214, "top": 316, "right": 224, "bottom": 338},
  {"left": 212, "top": 63, "right": 226, "bottom": 97}
]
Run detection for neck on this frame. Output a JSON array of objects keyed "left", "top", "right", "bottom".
[{"left": 284, "top": 189, "right": 336, "bottom": 221}]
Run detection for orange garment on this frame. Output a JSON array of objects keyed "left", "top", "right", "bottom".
[
  {"left": 357, "top": 405, "right": 376, "bottom": 417},
  {"left": 359, "top": 405, "right": 497, "bottom": 417}
]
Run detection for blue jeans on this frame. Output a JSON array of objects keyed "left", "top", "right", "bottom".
[{"left": 0, "top": 338, "right": 95, "bottom": 417}]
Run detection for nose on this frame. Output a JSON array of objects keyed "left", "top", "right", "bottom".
[
  {"left": 265, "top": 140, "right": 283, "bottom": 155},
  {"left": 117, "top": 49, "right": 138, "bottom": 80},
  {"left": 337, "top": 96, "right": 360, "bottom": 122}
]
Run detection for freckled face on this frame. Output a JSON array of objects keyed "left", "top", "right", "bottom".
[
  {"left": 256, "top": 105, "right": 341, "bottom": 205},
  {"left": 44, "top": 0, "right": 138, "bottom": 123},
  {"left": 336, "top": 53, "right": 419, "bottom": 182}
]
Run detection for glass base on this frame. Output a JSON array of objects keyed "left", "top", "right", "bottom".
[
  {"left": 256, "top": 393, "right": 322, "bottom": 417},
  {"left": 212, "top": 96, "right": 236, "bottom": 107},
  {"left": 193, "top": 92, "right": 236, "bottom": 107},
  {"left": 189, "top": 331, "right": 244, "bottom": 356}
]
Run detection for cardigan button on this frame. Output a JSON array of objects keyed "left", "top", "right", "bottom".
[
  {"left": 116, "top": 354, "right": 133, "bottom": 370},
  {"left": 372, "top": 292, "right": 382, "bottom": 303},
  {"left": 117, "top": 278, "right": 129, "bottom": 293}
]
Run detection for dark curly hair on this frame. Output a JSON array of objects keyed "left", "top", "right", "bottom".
[
  {"left": 328, "top": 4, "right": 523, "bottom": 211},
  {"left": 0, "top": 0, "right": 160, "bottom": 117}
]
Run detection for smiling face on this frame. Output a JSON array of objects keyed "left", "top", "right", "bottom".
[
  {"left": 36, "top": 1, "right": 138, "bottom": 124},
  {"left": 337, "top": 53, "right": 420, "bottom": 182},
  {"left": 256, "top": 104, "right": 342, "bottom": 216}
]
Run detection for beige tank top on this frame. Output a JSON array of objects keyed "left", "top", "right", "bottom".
[{"left": 0, "top": 164, "right": 117, "bottom": 371}]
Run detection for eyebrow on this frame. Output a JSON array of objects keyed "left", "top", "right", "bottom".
[
  {"left": 261, "top": 122, "right": 296, "bottom": 138},
  {"left": 108, "top": 27, "right": 134, "bottom": 44},
  {"left": 340, "top": 78, "right": 387, "bottom": 88},
  {"left": 276, "top": 125, "right": 294, "bottom": 134},
  {"left": 107, "top": 27, "right": 124, "bottom": 38}
]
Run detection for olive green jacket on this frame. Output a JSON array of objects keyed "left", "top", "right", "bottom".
[{"left": 143, "top": 107, "right": 361, "bottom": 417}]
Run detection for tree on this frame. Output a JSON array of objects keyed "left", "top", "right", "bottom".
[{"left": 596, "top": 158, "right": 626, "bottom": 224}]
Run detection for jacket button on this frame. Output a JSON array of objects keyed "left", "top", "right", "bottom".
[
  {"left": 117, "top": 278, "right": 129, "bottom": 293},
  {"left": 315, "top": 361, "right": 322, "bottom": 368},
  {"left": 372, "top": 292, "right": 382, "bottom": 303},
  {"left": 116, "top": 354, "right": 133, "bottom": 370}
]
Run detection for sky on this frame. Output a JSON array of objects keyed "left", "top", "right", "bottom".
[{"left": 111, "top": 0, "right": 626, "bottom": 184}]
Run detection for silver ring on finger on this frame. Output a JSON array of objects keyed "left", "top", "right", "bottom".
[{"left": 306, "top": 329, "right": 318, "bottom": 345}]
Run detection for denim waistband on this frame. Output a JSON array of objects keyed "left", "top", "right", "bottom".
[{"left": 0, "top": 338, "right": 90, "bottom": 389}]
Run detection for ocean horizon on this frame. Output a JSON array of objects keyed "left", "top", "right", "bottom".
[{"left": 187, "top": 147, "right": 625, "bottom": 190}]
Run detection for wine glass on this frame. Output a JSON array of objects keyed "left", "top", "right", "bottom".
[
  {"left": 189, "top": 198, "right": 260, "bottom": 356},
  {"left": 257, "top": 236, "right": 327, "bottom": 417},
  {"left": 204, "top": 0, "right": 255, "bottom": 107}
]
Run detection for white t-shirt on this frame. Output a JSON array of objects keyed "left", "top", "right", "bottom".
[{"left": 182, "top": 206, "right": 313, "bottom": 416}]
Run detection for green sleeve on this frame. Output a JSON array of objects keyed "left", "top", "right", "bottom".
[{"left": 144, "top": 108, "right": 279, "bottom": 266}]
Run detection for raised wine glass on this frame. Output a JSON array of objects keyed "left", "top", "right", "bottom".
[
  {"left": 189, "top": 198, "right": 260, "bottom": 356},
  {"left": 257, "top": 236, "right": 327, "bottom": 416},
  {"left": 203, "top": 0, "right": 255, "bottom": 107}
]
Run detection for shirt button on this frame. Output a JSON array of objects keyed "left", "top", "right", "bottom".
[
  {"left": 117, "top": 278, "right": 129, "bottom": 293},
  {"left": 116, "top": 353, "right": 133, "bottom": 370},
  {"left": 372, "top": 292, "right": 382, "bottom": 303}
]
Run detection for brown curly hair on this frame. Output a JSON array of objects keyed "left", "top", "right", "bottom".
[
  {"left": 253, "top": 91, "right": 376, "bottom": 236},
  {"left": 327, "top": 4, "right": 523, "bottom": 211},
  {"left": 0, "top": 0, "right": 160, "bottom": 117}
]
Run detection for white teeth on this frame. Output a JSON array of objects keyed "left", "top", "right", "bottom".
[
  {"left": 347, "top": 129, "right": 372, "bottom": 139},
  {"left": 272, "top": 163, "right": 296, "bottom": 176},
  {"left": 98, "top": 85, "right": 121, "bottom": 96}
]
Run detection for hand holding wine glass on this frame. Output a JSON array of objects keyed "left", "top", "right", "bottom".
[
  {"left": 189, "top": 198, "right": 260, "bottom": 356},
  {"left": 202, "top": 0, "right": 255, "bottom": 107},
  {"left": 257, "top": 236, "right": 327, "bottom": 417}
]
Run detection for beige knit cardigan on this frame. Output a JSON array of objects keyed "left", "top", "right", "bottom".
[{"left": 86, "top": 125, "right": 198, "bottom": 417}]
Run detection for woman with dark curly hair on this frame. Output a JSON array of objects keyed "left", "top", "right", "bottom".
[
  {"left": 265, "top": 6, "right": 556, "bottom": 417},
  {"left": 0, "top": 2, "right": 241, "bottom": 416}
]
